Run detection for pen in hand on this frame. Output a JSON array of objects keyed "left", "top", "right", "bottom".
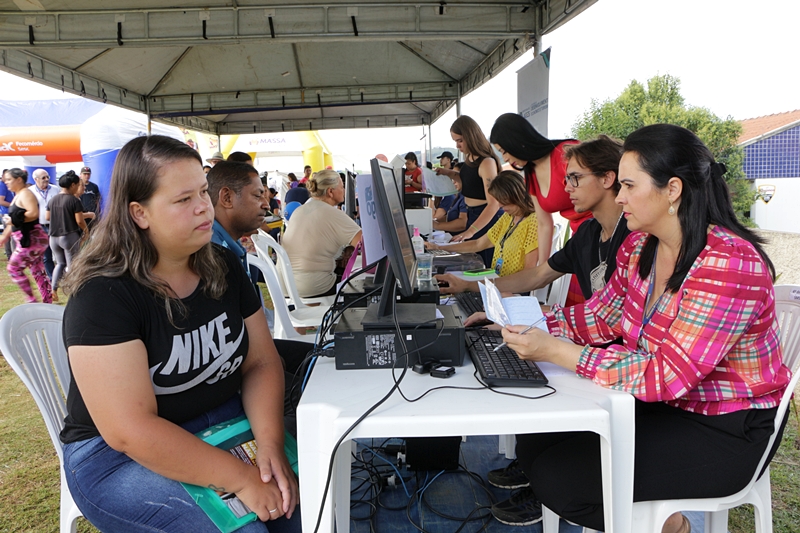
[{"left": 493, "top": 316, "right": 548, "bottom": 352}]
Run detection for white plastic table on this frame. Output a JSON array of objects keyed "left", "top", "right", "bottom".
[{"left": 297, "top": 357, "right": 635, "bottom": 533}]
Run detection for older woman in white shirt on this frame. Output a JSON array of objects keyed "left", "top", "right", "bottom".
[{"left": 282, "top": 170, "right": 362, "bottom": 298}]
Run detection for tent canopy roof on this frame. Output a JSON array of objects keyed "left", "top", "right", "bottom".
[{"left": 0, "top": 0, "right": 597, "bottom": 134}]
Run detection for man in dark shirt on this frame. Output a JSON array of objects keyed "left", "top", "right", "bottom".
[
  {"left": 437, "top": 136, "right": 628, "bottom": 307},
  {"left": 78, "top": 166, "right": 100, "bottom": 228}
]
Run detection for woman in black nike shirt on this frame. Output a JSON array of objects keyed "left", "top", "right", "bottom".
[{"left": 60, "top": 135, "right": 299, "bottom": 533}]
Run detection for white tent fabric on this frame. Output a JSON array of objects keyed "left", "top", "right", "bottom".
[{"left": 0, "top": 1, "right": 598, "bottom": 134}]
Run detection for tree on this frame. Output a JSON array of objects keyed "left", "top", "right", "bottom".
[{"left": 572, "top": 74, "right": 753, "bottom": 224}]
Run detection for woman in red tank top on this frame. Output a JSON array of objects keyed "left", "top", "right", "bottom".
[{"left": 490, "top": 113, "right": 593, "bottom": 266}]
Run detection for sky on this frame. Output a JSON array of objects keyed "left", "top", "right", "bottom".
[{"left": 1, "top": 0, "right": 798, "bottom": 170}]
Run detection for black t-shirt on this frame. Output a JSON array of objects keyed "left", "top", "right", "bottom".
[
  {"left": 80, "top": 181, "right": 100, "bottom": 214},
  {"left": 47, "top": 193, "right": 83, "bottom": 237},
  {"left": 269, "top": 197, "right": 280, "bottom": 213},
  {"left": 547, "top": 217, "right": 631, "bottom": 299},
  {"left": 60, "top": 246, "right": 262, "bottom": 444}
]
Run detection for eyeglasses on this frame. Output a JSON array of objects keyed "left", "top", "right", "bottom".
[{"left": 563, "top": 171, "right": 601, "bottom": 188}]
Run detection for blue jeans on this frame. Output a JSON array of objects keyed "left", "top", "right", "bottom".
[{"left": 63, "top": 395, "right": 302, "bottom": 533}]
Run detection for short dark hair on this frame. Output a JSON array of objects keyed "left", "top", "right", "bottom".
[
  {"left": 206, "top": 161, "right": 259, "bottom": 207},
  {"left": 268, "top": 187, "right": 277, "bottom": 196},
  {"left": 303, "top": 165, "right": 312, "bottom": 171},
  {"left": 227, "top": 151, "right": 252, "bottom": 163},
  {"left": 404, "top": 152, "right": 418, "bottom": 164},
  {"left": 564, "top": 135, "right": 624, "bottom": 192}
]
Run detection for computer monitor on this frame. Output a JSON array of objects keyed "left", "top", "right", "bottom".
[
  {"left": 344, "top": 169, "right": 357, "bottom": 220},
  {"left": 362, "top": 158, "right": 435, "bottom": 328}
]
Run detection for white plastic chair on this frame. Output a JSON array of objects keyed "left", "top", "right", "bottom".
[
  {"left": 533, "top": 222, "right": 565, "bottom": 304},
  {"left": 246, "top": 253, "right": 325, "bottom": 341},
  {"left": 550, "top": 284, "right": 800, "bottom": 533},
  {"left": 0, "top": 304, "right": 82, "bottom": 533},
  {"left": 253, "top": 231, "right": 336, "bottom": 309}
]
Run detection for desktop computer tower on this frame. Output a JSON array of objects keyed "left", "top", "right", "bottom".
[{"left": 333, "top": 305, "right": 466, "bottom": 370}]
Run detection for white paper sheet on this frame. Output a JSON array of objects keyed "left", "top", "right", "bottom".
[
  {"left": 478, "top": 280, "right": 547, "bottom": 331},
  {"left": 421, "top": 167, "right": 457, "bottom": 196}
]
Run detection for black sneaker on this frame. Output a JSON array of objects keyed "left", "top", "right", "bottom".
[
  {"left": 486, "top": 458, "right": 529, "bottom": 489},
  {"left": 490, "top": 486, "right": 543, "bottom": 526}
]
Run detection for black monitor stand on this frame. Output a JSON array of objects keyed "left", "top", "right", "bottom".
[
  {"left": 361, "top": 257, "right": 389, "bottom": 292},
  {"left": 361, "top": 267, "right": 436, "bottom": 329}
]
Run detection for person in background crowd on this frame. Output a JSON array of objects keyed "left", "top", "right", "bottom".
[
  {"left": 60, "top": 135, "right": 299, "bottom": 533},
  {"left": 287, "top": 173, "right": 299, "bottom": 188},
  {"left": 206, "top": 151, "right": 225, "bottom": 166},
  {"left": 432, "top": 167, "right": 467, "bottom": 235},
  {"left": 203, "top": 165, "right": 212, "bottom": 175},
  {"left": 78, "top": 166, "right": 100, "bottom": 229},
  {"left": 404, "top": 152, "right": 423, "bottom": 192},
  {"left": 46, "top": 170, "right": 88, "bottom": 302},
  {"left": 0, "top": 168, "right": 52, "bottom": 303},
  {"left": 493, "top": 124, "right": 791, "bottom": 533},
  {"left": 284, "top": 182, "right": 310, "bottom": 206},
  {"left": 29, "top": 168, "right": 57, "bottom": 278},
  {"left": 267, "top": 188, "right": 281, "bottom": 216},
  {"left": 437, "top": 150, "right": 455, "bottom": 170},
  {"left": 282, "top": 170, "right": 362, "bottom": 298},
  {"left": 436, "top": 115, "right": 503, "bottom": 267},
  {"left": 299, "top": 165, "right": 312, "bottom": 185},
  {"left": 426, "top": 170, "right": 538, "bottom": 277},
  {"left": 0, "top": 169, "right": 14, "bottom": 259},
  {"left": 228, "top": 151, "right": 254, "bottom": 165}
]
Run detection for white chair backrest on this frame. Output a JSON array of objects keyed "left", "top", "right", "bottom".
[
  {"left": 0, "top": 304, "right": 68, "bottom": 460},
  {"left": 732, "top": 284, "right": 800, "bottom": 497},
  {"left": 253, "top": 232, "right": 308, "bottom": 310},
  {"left": 533, "top": 223, "right": 566, "bottom": 304},
  {"left": 246, "top": 253, "right": 307, "bottom": 341},
  {"left": 774, "top": 284, "right": 800, "bottom": 372}
]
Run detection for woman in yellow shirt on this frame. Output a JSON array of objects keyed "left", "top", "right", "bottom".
[{"left": 426, "top": 170, "right": 538, "bottom": 276}]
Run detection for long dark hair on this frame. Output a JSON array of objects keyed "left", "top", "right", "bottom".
[
  {"left": 489, "top": 113, "right": 572, "bottom": 166},
  {"left": 63, "top": 135, "right": 228, "bottom": 321},
  {"left": 624, "top": 124, "right": 775, "bottom": 291},
  {"left": 450, "top": 115, "right": 502, "bottom": 172}
]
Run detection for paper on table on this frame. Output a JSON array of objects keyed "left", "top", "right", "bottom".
[
  {"left": 421, "top": 167, "right": 457, "bottom": 196},
  {"left": 435, "top": 308, "right": 445, "bottom": 320},
  {"left": 479, "top": 279, "right": 546, "bottom": 331}
]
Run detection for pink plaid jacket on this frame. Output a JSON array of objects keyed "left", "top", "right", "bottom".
[{"left": 546, "top": 226, "right": 791, "bottom": 415}]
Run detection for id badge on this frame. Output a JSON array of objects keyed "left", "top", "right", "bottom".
[
  {"left": 494, "top": 258, "right": 503, "bottom": 275},
  {"left": 590, "top": 262, "right": 607, "bottom": 293}
]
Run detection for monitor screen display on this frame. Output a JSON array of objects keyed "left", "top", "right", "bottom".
[{"left": 369, "top": 158, "right": 416, "bottom": 298}]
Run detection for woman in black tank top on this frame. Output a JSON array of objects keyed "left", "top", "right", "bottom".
[{"left": 435, "top": 116, "right": 503, "bottom": 266}]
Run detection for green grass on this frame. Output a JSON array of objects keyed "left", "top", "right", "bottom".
[{"left": 0, "top": 257, "right": 798, "bottom": 532}]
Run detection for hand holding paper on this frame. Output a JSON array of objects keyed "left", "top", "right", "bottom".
[{"left": 478, "top": 279, "right": 547, "bottom": 330}]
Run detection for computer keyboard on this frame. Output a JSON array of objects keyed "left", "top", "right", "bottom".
[
  {"left": 466, "top": 330, "right": 548, "bottom": 387},
  {"left": 428, "top": 248, "right": 458, "bottom": 257},
  {"left": 455, "top": 292, "right": 484, "bottom": 316}
]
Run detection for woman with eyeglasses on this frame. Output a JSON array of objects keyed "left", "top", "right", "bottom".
[
  {"left": 0, "top": 168, "right": 53, "bottom": 303},
  {"left": 490, "top": 113, "right": 594, "bottom": 267},
  {"left": 496, "top": 124, "right": 791, "bottom": 533},
  {"left": 426, "top": 170, "right": 538, "bottom": 277},
  {"left": 436, "top": 115, "right": 504, "bottom": 267}
]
